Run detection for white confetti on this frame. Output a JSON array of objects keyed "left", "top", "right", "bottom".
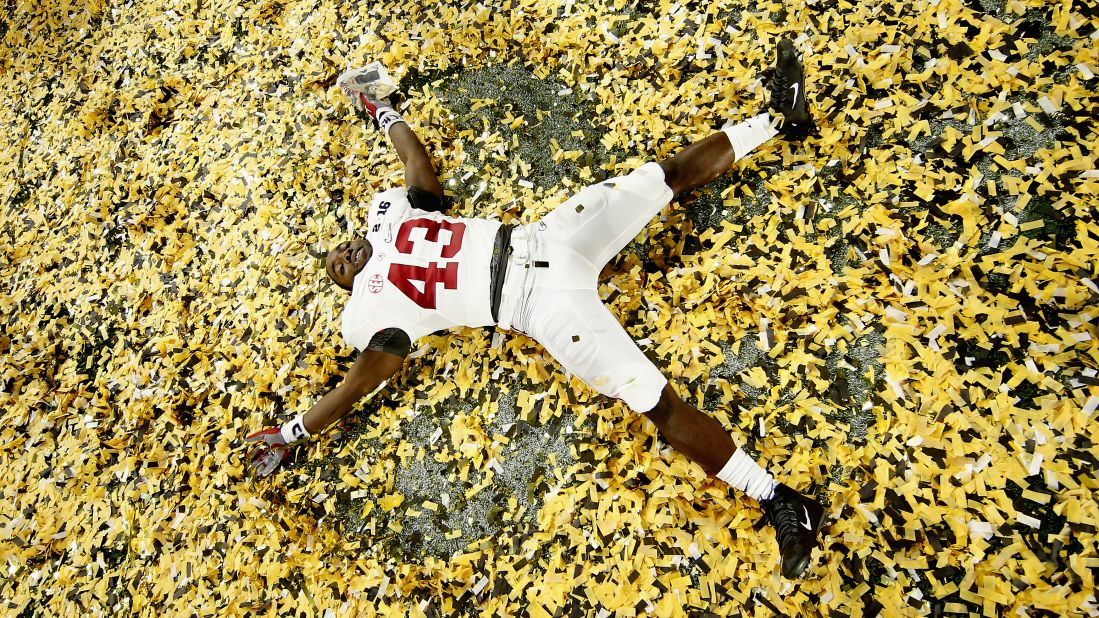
[
  {"left": 1082, "top": 396, "right": 1099, "bottom": 416},
  {"left": 885, "top": 305, "right": 908, "bottom": 322}
]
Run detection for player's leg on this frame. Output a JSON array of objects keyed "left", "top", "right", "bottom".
[
  {"left": 519, "top": 283, "right": 825, "bottom": 578},
  {"left": 657, "top": 131, "right": 740, "bottom": 197},
  {"left": 646, "top": 384, "right": 824, "bottom": 579},
  {"left": 536, "top": 39, "right": 810, "bottom": 273},
  {"left": 533, "top": 139, "right": 745, "bottom": 276},
  {"left": 535, "top": 161, "right": 673, "bottom": 280},
  {"left": 519, "top": 285, "right": 670, "bottom": 411},
  {"left": 639, "top": 40, "right": 823, "bottom": 579},
  {"left": 659, "top": 39, "right": 812, "bottom": 197}
]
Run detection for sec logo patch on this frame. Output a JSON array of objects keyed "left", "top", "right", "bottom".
[{"left": 368, "top": 274, "right": 384, "bottom": 293}]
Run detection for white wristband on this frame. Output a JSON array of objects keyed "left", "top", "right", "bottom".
[
  {"left": 280, "top": 414, "right": 310, "bottom": 444},
  {"left": 377, "top": 107, "right": 406, "bottom": 135}
]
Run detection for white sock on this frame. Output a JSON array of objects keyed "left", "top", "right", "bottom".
[
  {"left": 280, "top": 414, "right": 310, "bottom": 444},
  {"left": 716, "top": 449, "right": 778, "bottom": 502},
  {"left": 721, "top": 113, "right": 779, "bottom": 162}
]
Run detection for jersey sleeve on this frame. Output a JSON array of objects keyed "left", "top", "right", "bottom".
[
  {"left": 407, "top": 186, "right": 447, "bottom": 213},
  {"left": 341, "top": 322, "right": 374, "bottom": 352},
  {"left": 342, "top": 306, "right": 433, "bottom": 351},
  {"left": 365, "top": 328, "right": 411, "bottom": 357}
]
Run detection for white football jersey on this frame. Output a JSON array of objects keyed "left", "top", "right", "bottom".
[{"left": 341, "top": 188, "right": 501, "bottom": 350}]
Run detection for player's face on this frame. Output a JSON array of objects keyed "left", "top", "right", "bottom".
[{"left": 325, "top": 239, "right": 372, "bottom": 291}]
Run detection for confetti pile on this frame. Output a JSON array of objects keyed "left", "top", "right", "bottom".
[{"left": 2, "top": 0, "right": 1098, "bottom": 615}]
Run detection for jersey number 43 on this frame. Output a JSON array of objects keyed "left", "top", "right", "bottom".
[{"left": 387, "top": 218, "right": 466, "bottom": 309}]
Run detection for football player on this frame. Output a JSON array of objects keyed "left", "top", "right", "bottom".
[{"left": 247, "top": 40, "right": 824, "bottom": 578}]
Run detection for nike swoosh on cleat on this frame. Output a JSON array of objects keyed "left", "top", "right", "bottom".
[
  {"left": 791, "top": 83, "right": 800, "bottom": 106},
  {"left": 801, "top": 506, "right": 812, "bottom": 530}
]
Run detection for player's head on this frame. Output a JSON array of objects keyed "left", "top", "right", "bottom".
[{"left": 325, "top": 239, "right": 372, "bottom": 292}]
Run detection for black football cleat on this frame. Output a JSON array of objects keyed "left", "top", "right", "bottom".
[
  {"left": 762, "top": 483, "right": 825, "bottom": 578},
  {"left": 766, "top": 39, "right": 815, "bottom": 140}
]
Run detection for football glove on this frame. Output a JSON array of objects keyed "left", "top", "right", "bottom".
[
  {"left": 245, "top": 427, "right": 292, "bottom": 478},
  {"left": 337, "top": 63, "right": 406, "bottom": 134},
  {"left": 245, "top": 415, "right": 309, "bottom": 478}
]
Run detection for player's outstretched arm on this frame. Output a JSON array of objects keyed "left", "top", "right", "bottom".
[
  {"left": 388, "top": 121, "right": 444, "bottom": 199},
  {"left": 245, "top": 349, "right": 405, "bottom": 477},
  {"left": 301, "top": 349, "right": 405, "bottom": 433},
  {"left": 337, "top": 65, "right": 444, "bottom": 199}
]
